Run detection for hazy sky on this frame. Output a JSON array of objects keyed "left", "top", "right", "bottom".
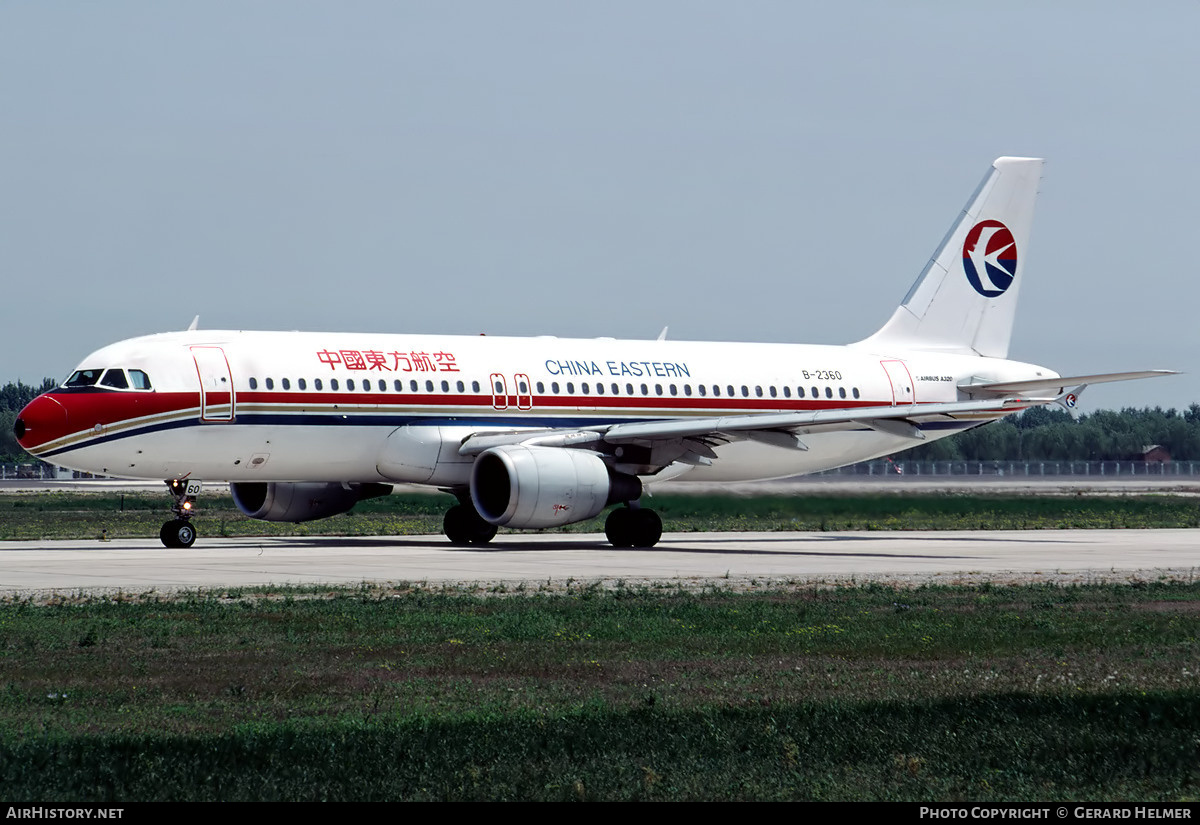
[{"left": 2, "top": 2, "right": 1196, "bottom": 411}]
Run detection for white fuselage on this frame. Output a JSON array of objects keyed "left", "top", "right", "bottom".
[{"left": 20, "top": 329, "right": 1054, "bottom": 485}]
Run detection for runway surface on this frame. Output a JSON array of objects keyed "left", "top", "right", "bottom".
[{"left": 1, "top": 529, "right": 1196, "bottom": 596}]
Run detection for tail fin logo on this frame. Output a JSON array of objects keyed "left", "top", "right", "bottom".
[{"left": 962, "top": 220, "right": 1018, "bottom": 297}]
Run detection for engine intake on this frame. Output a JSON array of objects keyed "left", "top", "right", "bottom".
[
  {"left": 231, "top": 482, "right": 392, "bottom": 523},
  {"left": 470, "top": 445, "right": 641, "bottom": 529}
]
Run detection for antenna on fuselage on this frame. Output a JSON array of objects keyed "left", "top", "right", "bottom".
[
  {"left": 187, "top": 315, "right": 199, "bottom": 331},
  {"left": 656, "top": 326, "right": 668, "bottom": 341}
]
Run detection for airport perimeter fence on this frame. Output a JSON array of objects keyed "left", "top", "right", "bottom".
[
  {"left": 0, "top": 463, "right": 79, "bottom": 480},
  {"left": 6, "top": 460, "right": 1200, "bottom": 482},
  {"left": 820, "top": 460, "right": 1200, "bottom": 477}
]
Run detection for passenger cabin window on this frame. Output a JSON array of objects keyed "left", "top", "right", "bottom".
[
  {"left": 315, "top": 378, "right": 323, "bottom": 390},
  {"left": 281, "top": 378, "right": 291, "bottom": 390},
  {"left": 265, "top": 378, "right": 275, "bottom": 390},
  {"left": 249, "top": 378, "right": 258, "bottom": 390},
  {"left": 298, "top": 378, "right": 307, "bottom": 391}
]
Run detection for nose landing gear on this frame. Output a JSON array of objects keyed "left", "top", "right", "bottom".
[{"left": 161, "top": 479, "right": 198, "bottom": 548}]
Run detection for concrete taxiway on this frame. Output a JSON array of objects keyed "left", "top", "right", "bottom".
[{"left": 0, "top": 530, "right": 1196, "bottom": 596}]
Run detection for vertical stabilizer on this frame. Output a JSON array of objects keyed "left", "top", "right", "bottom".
[{"left": 854, "top": 157, "right": 1043, "bottom": 358}]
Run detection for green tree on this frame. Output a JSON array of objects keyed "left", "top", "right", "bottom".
[{"left": 0, "top": 378, "right": 56, "bottom": 461}]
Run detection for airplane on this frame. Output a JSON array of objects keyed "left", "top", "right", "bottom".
[{"left": 12, "top": 157, "right": 1174, "bottom": 549}]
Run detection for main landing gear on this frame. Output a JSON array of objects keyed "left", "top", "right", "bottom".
[
  {"left": 604, "top": 505, "right": 663, "bottom": 548},
  {"left": 443, "top": 503, "right": 498, "bottom": 546},
  {"left": 440, "top": 499, "right": 663, "bottom": 548},
  {"left": 160, "top": 479, "right": 198, "bottom": 548}
]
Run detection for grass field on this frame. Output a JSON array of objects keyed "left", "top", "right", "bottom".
[
  {"left": 3, "top": 490, "right": 1199, "bottom": 540},
  {"left": 1, "top": 582, "right": 1199, "bottom": 800},
  {"left": 3, "top": 492, "right": 1198, "bottom": 799}
]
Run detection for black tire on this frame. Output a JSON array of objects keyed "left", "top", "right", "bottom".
[
  {"left": 605, "top": 507, "right": 634, "bottom": 547},
  {"left": 160, "top": 519, "right": 196, "bottom": 548},
  {"left": 444, "top": 504, "right": 497, "bottom": 545},
  {"left": 630, "top": 509, "right": 662, "bottom": 548}
]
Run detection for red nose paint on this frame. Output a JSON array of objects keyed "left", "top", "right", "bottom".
[{"left": 14, "top": 394, "right": 69, "bottom": 449}]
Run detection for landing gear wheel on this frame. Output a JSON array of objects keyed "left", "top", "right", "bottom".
[
  {"left": 443, "top": 504, "right": 498, "bottom": 545},
  {"left": 630, "top": 509, "right": 662, "bottom": 548},
  {"left": 160, "top": 519, "right": 197, "bottom": 548},
  {"left": 605, "top": 508, "right": 635, "bottom": 547},
  {"left": 606, "top": 507, "right": 662, "bottom": 548}
]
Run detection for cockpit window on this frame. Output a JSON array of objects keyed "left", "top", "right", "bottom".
[
  {"left": 100, "top": 369, "right": 129, "bottom": 390},
  {"left": 64, "top": 369, "right": 103, "bottom": 387},
  {"left": 62, "top": 367, "right": 153, "bottom": 391}
]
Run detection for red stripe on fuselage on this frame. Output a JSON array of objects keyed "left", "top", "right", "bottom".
[
  {"left": 19, "top": 386, "right": 902, "bottom": 452},
  {"left": 16, "top": 390, "right": 198, "bottom": 450},
  {"left": 233, "top": 390, "right": 883, "bottom": 414}
]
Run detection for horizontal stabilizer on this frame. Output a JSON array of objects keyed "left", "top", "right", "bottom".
[{"left": 967, "top": 370, "right": 1178, "bottom": 394}]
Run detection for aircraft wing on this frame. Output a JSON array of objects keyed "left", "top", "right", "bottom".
[
  {"left": 598, "top": 397, "right": 1037, "bottom": 445},
  {"left": 458, "top": 396, "right": 1041, "bottom": 458}
]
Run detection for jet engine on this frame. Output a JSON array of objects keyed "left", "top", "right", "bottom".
[
  {"left": 230, "top": 482, "right": 392, "bottom": 523},
  {"left": 470, "top": 445, "right": 641, "bottom": 529}
]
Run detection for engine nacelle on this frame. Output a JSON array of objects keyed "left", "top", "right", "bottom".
[
  {"left": 230, "top": 482, "right": 392, "bottom": 523},
  {"left": 470, "top": 445, "right": 641, "bottom": 529}
]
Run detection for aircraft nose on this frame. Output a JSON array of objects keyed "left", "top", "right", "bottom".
[{"left": 14, "top": 394, "right": 69, "bottom": 450}]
